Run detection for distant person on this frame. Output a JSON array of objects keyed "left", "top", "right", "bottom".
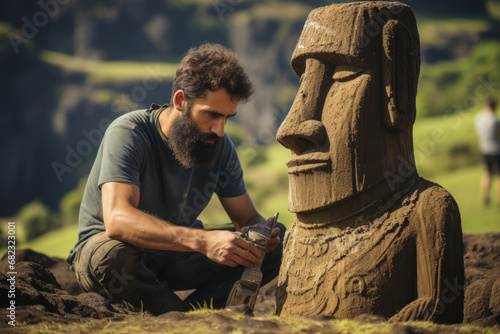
[
  {"left": 475, "top": 96, "right": 500, "bottom": 206},
  {"left": 66, "top": 43, "right": 285, "bottom": 315}
]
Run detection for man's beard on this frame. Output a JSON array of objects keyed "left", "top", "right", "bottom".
[{"left": 167, "top": 110, "right": 222, "bottom": 169}]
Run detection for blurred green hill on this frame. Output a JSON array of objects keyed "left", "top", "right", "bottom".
[{"left": 1, "top": 0, "right": 500, "bottom": 256}]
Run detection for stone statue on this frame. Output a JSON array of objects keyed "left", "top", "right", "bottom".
[{"left": 275, "top": 1, "right": 464, "bottom": 323}]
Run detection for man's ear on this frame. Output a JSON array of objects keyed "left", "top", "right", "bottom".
[
  {"left": 173, "top": 90, "right": 186, "bottom": 112},
  {"left": 382, "top": 19, "right": 418, "bottom": 131}
]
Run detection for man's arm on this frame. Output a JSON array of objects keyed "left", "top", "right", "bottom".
[
  {"left": 219, "top": 192, "right": 281, "bottom": 253},
  {"left": 102, "top": 181, "right": 261, "bottom": 267}
]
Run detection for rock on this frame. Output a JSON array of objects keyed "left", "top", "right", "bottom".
[
  {"left": 489, "top": 279, "right": 500, "bottom": 317},
  {"left": 0, "top": 248, "right": 83, "bottom": 295},
  {"left": 0, "top": 261, "right": 129, "bottom": 322}
]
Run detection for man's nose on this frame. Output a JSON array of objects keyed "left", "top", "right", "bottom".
[
  {"left": 211, "top": 118, "right": 226, "bottom": 137},
  {"left": 276, "top": 58, "right": 332, "bottom": 155}
]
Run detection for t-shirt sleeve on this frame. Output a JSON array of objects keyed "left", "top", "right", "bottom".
[
  {"left": 97, "top": 123, "right": 146, "bottom": 189},
  {"left": 215, "top": 136, "right": 246, "bottom": 198}
]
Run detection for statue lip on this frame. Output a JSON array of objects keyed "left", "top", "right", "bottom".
[{"left": 286, "top": 152, "right": 330, "bottom": 174}]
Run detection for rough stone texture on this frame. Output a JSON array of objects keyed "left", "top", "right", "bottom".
[
  {"left": 0, "top": 261, "right": 130, "bottom": 325},
  {"left": 463, "top": 233, "right": 500, "bottom": 323},
  {"left": 275, "top": 1, "right": 464, "bottom": 323}
]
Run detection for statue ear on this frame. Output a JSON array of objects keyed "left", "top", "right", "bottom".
[{"left": 382, "top": 20, "right": 418, "bottom": 131}]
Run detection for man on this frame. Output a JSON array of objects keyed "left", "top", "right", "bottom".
[
  {"left": 67, "top": 43, "right": 284, "bottom": 315},
  {"left": 475, "top": 96, "right": 500, "bottom": 207}
]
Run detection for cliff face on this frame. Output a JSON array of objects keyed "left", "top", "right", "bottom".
[{"left": 0, "top": 0, "right": 494, "bottom": 216}]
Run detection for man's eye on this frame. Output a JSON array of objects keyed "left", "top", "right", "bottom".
[{"left": 332, "top": 65, "right": 364, "bottom": 82}]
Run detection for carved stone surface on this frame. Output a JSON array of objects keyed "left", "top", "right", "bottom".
[{"left": 275, "top": 1, "right": 464, "bottom": 323}]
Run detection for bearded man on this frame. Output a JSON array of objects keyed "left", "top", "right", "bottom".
[{"left": 67, "top": 43, "right": 284, "bottom": 315}]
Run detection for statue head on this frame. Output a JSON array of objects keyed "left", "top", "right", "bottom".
[{"left": 277, "top": 1, "right": 421, "bottom": 214}]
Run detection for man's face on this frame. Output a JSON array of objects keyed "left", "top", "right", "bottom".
[
  {"left": 168, "top": 88, "right": 239, "bottom": 169},
  {"left": 277, "top": 56, "right": 382, "bottom": 213}
]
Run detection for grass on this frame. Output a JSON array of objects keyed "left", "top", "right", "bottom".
[
  {"left": 430, "top": 165, "right": 500, "bottom": 234},
  {"left": 21, "top": 316, "right": 500, "bottom": 334},
  {"left": 416, "top": 17, "right": 492, "bottom": 49},
  {"left": 188, "top": 299, "right": 215, "bottom": 314},
  {"left": 0, "top": 20, "right": 13, "bottom": 38},
  {"left": 2, "top": 224, "right": 79, "bottom": 259},
  {"left": 412, "top": 108, "right": 482, "bottom": 178},
  {"left": 39, "top": 50, "right": 178, "bottom": 83},
  {"left": 411, "top": 108, "right": 500, "bottom": 234},
  {"left": 487, "top": 0, "right": 500, "bottom": 20},
  {"left": 330, "top": 318, "right": 394, "bottom": 333}
]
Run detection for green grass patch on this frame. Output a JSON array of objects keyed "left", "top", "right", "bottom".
[
  {"left": 487, "top": 0, "right": 500, "bottom": 20},
  {"left": 430, "top": 164, "right": 500, "bottom": 234},
  {"left": 416, "top": 17, "right": 492, "bottom": 48},
  {"left": 413, "top": 109, "right": 482, "bottom": 178},
  {"left": 459, "top": 324, "right": 500, "bottom": 333},
  {"left": 1, "top": 224, "right": 79, "bottom": 259},
  {"left": 330, "top": 318, "right": 395, "bottom": 333},
  {"left": 416, "top": 40, "right": 500, "bottom": 118},
  {"left": 411, "top": 109, "right": 500, "bottom": 233},
  {"left": 39, "top": 50, "right": 177, "bottom": 83},
  {"left": 188, "top": 299, "right": 216, "bottom": 314},
  {"left": 26, "top": 321, "right": 64, "bottom": 333},
  {"left": 286, "top": 317, "right": 315, "bottom": 332},
  {"left": 0, "top": 21, "right": 13, "bottom": 38}
]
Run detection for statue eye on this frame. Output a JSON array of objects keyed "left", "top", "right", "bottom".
[{"left": 332, "top": 65, "right": 364, "bottom": 82}]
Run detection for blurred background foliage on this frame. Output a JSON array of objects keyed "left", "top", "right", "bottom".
[{"left": 1, "top": 0, "right": 500, "bottom": 257}]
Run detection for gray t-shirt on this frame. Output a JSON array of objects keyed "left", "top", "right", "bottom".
[
  {"left": 67, "top": 106, "right": 246, "bottom": 264},
  {"left": 475, "top": 111, "right": 500, "bottom": 155}
]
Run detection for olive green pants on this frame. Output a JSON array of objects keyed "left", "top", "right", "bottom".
[{"left": 72, "top": 226, "right": 285, "bottom": 315}]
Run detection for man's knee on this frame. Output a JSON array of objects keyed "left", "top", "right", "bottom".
[
  {"left": 93, "top": 239, "right": 144, "bottom": 300},
  {"left": 73, "top": 233, "right": 143, "bottom": 299}
]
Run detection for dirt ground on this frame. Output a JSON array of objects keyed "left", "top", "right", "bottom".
[{"left": 0, "top": 233, "right": 499, "bottom": 333}]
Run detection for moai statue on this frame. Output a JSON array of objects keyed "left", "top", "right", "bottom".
[{"left": 275, "top": 1, "right": 464, "bottom": 323}]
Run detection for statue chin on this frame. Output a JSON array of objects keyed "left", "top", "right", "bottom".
[{"left": 287, "top": 169, "right": 352, "bottom": 214}]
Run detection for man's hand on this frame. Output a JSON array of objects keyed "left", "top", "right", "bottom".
[
  {"left": 240, "top": 216, "right": 281, "bottom": 254},
  {"left": 202, "top": 230, "right": 261, "bottom": 267}
]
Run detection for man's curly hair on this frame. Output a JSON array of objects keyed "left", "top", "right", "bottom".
[{"left": 171, "top": 43, "right": 254, "bottom": 104}]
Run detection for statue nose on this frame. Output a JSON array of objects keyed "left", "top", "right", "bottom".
[
  {"left": 277, "top": 119, "right": 327, "bottom": 154},
  {"left": 276, "top": 58, "right": 330, "bottom": 155}
]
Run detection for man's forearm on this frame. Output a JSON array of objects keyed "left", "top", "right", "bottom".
[
  {"left": 233, "top": 214, "right": 266, "bottom": 231},
  {"left": 105, "top": 206, "right": 206, "bottom": 253}
]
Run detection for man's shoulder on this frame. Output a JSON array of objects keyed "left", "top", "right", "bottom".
[{"left": 108, "top": 109, "right": 151, "bottom": 131}]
